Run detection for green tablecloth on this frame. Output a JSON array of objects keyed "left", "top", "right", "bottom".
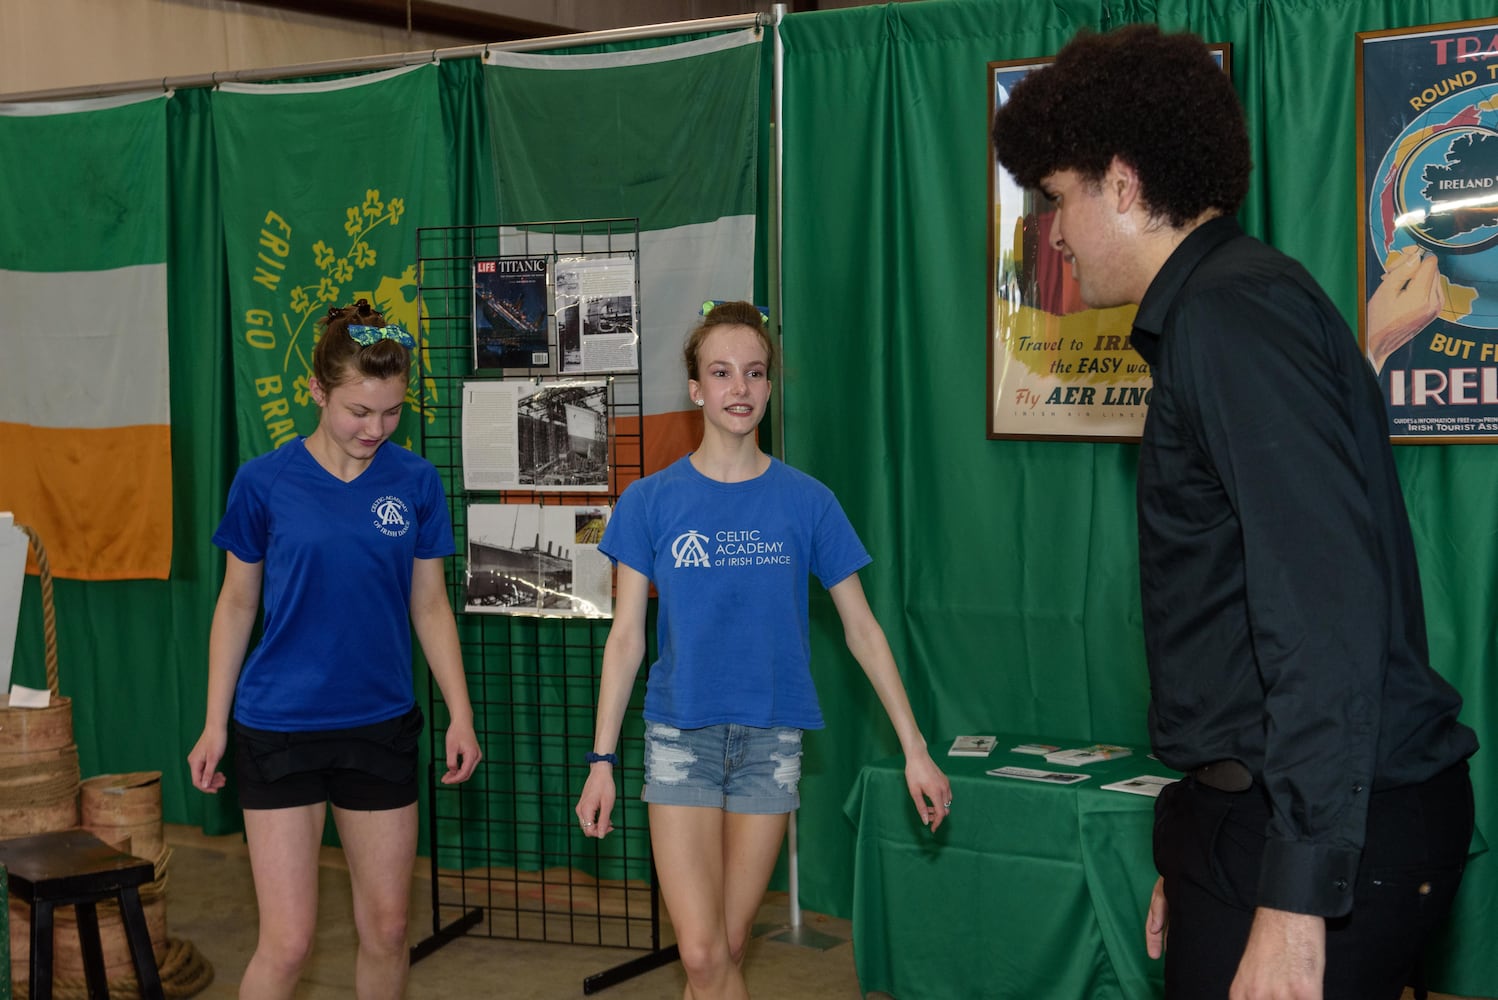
[{"left": 844, "top": 736, "right": 1181, "bottom": 1000}]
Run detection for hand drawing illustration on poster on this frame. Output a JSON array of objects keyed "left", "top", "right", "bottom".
[
  {"left": 473, "top": 256, "right": 550, "bottom": 371},
  {"left": 556, "top": 255, "right": 638, "bottom": 374},
  {"left": 461, "top": 380, "right": 610, "bottom": 491},
  {"left": 987, "top": 46, "right": 1227, "bottom": 441},
  {"left": 464, "top": 503, "right": 613, "bottom": 617},
  {"left": 1358, "top": 17, "right": 1498, "bottom": 441}
]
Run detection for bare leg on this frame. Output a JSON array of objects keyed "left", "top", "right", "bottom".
[
  {"left": 240, "top": 803, "right": 326, "bottom": 1000},
  {"left": 333, "top": 803, "right": 418, "bottom": 1000},
  {"left": 649, "top": 804, "right": 787, "bottom": 1000},
  {"left": 721, "top": 812, "right": 789, "bottom": 970}
]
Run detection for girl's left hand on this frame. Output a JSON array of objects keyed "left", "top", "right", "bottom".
[
  {"left": 442, "top": 720, "right": 482, "bottom": 784},
  {"left": 904, "top": 749, "right": 953, "bottom": 831}
]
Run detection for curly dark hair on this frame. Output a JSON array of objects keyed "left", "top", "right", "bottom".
[
  {"left": 312, "top": 298, "right": 410, "bottom": 391},
  {"left": 990, "top": 24, "right": 1250, "bottom": 229}
]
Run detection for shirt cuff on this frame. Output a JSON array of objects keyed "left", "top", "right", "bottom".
[{"left": 1257, "top": 838, "right": 1361, "bottom": 917}]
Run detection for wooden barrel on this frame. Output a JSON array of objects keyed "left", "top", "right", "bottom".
[
  {"left": 1, "top": 526, "right": 80, "bottom": 840},
  {"left": 0, "top": 693, "right": 73, "bottom": 752},
  {"left": 0, "top": 740, "right": 80, "bottom": 838},
  {"left": 81, "top": 771, "right": 164, "bottom": 861},
  {"left": 0, "top": 693, "right": 80, "bottom": 838}
]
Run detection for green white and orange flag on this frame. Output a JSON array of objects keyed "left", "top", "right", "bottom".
[
  {"left": 214, "top": 64, "right": 452, "bottom": 462},
  {"left": 485, "top": 29, "right": 762, "bottom": 474},
  {"left": 0, "top": 93, "right": 172, "bottom": 580}
]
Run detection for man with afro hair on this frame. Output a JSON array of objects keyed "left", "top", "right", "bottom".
[{"left": 992, "top": 23, "right": 1476, "bottom": 1000}]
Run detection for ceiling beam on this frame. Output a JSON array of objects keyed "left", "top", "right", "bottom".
[{"left": 242, "top": 0, "right": 575, "bottom": 43}]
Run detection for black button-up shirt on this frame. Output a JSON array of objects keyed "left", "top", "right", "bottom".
[{"left": 1131, "top": 216, "right": 1477, "bottom": 917}]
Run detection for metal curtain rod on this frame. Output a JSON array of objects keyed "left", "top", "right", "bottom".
[{"left": 0, "top": 12, "right": 766, "bottom": 104}]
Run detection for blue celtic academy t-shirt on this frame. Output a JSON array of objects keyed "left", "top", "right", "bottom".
[
  {"left": 213, "top": 437, "right": 454, "bottom": 731},
  {"left": 600, "top": 455, "right": 871, "bottom": 730}
]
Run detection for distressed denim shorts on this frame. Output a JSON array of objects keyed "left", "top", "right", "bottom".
[{"left": 641, "top": 722, "right": 803, "bottom": 814}]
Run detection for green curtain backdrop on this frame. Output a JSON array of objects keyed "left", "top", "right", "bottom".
[
  {"left": 7, "top": 1, "right": 1498, "bottom": 993},
  {"left": 780, "top": 0, "right": 1497, "bottom": 995},
  {"left": 779, "top": 0, "right": 1153, "bottom": 953}
]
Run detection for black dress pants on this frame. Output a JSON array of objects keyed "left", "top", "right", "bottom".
[{"left": 1152, "top": 761, "right": 1473, "bottom": 1000}]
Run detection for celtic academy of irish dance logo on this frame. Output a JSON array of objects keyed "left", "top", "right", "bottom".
[
  {"left": 372, "top": 495, "right": 412, "bottom": 538},
  {"left": 670, "top": 530, "right": 711, "bottom": 568}
]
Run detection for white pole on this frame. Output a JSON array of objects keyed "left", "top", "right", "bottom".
[
  {"left": 787, "top": 809, "right": 802, "bottom": 930},
  {"left": 770, "top": 1, "right": 799, "bottom": 933},
  {"left": 0, "top": 13, "right": 766, "bottom": 103}
]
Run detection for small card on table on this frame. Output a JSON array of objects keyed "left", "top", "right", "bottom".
[
  {"left": 987, "top": 765, "right": 1091, "bottom": 785},
  {"left": 1009, "top": 742, "right": 1061, "bottom": 756},
  {"left": 1100, "top": 774, "right": 1179, "bottom": 797},
  {"left": 948, "top": 735, "right": 999, "bottom": 757}
]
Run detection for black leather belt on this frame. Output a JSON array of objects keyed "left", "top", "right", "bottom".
[{"left": 1191, "top": 759, "right": 1253, "bottom": 792}]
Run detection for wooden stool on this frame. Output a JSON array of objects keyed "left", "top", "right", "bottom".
[{"left": 0, "top": 828, "right": 165, "bottom": 1000}]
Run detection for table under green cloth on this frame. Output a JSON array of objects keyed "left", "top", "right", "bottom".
[{"left": 844, "top": 736, "right": 1181, "bottom": 1000}]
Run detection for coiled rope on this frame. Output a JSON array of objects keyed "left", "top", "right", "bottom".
[
  {"left": 5, "top": 525, "right": 215, "bottom": 997},
  {"left": 11, "top": 938, "right": 216, "bottom": 1000},
  {"left": 15, "top": 522, "right": 59, "bottom": 696}
]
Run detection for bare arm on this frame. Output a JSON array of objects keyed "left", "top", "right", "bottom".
[
  {"left": 1146, "top": 876, "right": 1168, "bottom": 959},
  {"left": 411, "top": 556, "right": 480, "bottom": 784},
  {"left": 575, "top": 564, "right": 651, "bottom": 838},
  {"left": 827, "top": 573, "right": 952, "bottom": 831},
  {"left": 1229, "top": 908, "right": 1325, "bottom": 1000},
  {"left": 187, "top": 552, "right": 262, "bottom": 792},
  {"left": 1143, "top": 877, "right": 1326, "bottom": 1000}
]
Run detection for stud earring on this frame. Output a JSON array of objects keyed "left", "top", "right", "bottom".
[{"left": 694, "top": 398, "right": 704, "bottom": 407}]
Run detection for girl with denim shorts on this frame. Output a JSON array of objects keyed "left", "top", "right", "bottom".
[{"left": 575, "top": 301, "right": 951, "bottom": 999}]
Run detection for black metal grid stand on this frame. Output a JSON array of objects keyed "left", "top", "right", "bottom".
[{"left": 412, "top": 220, "right": 675, "bottom": 991}]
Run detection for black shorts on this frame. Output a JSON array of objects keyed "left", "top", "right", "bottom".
[{"left": 235, "top": 705, "right": 423, "bottom": 811}]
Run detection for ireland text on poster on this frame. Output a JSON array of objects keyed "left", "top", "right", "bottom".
[
  {"left": 1360, "top": 18, "right": 1498, "bottom": 440},
  {"left": 988, "top": 58, "right": 1151, "bottom": 441},
  {"left": 987, "top": 49, "right": 1226, "bottom": 441}
]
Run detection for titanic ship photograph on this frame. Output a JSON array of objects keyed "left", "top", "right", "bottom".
[{"left": 516, "top": 382, "right": 609, "bottom": 490}]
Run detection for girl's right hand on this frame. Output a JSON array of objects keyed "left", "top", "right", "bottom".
[
  {"left": 187, "top": 728, "right": 228, "bottom": 793},
  {"left": 575, "top": 765, "right": 618, "bottom": 838}
]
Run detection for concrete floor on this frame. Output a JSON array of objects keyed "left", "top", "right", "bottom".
[
  {"left": 161, "top": 823, "right": 866, "bottom": 999},
  {"left": 155, "top": 823, "right": 1485, "bottom": 1000}
]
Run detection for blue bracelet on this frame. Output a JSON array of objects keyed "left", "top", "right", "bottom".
[{"left": 585, "top": 752, "right": 618, "bottom": 765}]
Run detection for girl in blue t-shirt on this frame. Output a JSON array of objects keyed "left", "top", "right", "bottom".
[
  {"left": 575, "top": 300, "right": 950, "bottom": 999},
  {"left": 187, "top": 300, "right": 480, "bottom": 999}
]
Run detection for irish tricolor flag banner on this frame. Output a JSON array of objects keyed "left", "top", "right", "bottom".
[
  {"left": 485, "top": 29, "right": 762, "bottom": 474},
  {"left": 214, "top": 64, "right": 451, "bottom": 462},
  {"left": 0, "top": 93, "right": 172, "bottom": 580}
]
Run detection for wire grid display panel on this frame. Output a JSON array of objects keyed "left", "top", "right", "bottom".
[{"left": 416, "top": 220, "right": 658, "bottom": 949}]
